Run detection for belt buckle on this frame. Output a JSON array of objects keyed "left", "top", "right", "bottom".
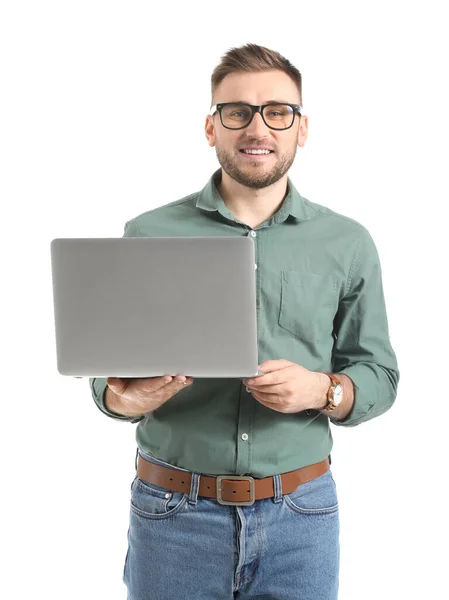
[{"left": 216, "top": 475, "right": 256, "bottom": 506}]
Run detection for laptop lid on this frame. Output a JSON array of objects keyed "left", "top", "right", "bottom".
[{"left": 50, "top": 237, "right": 259, "bottom": 378}]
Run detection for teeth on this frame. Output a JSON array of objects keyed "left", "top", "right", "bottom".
[{"left": 243, "top": 149, "right": 271, "bottom": 155}]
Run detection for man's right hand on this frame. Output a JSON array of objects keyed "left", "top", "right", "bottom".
[{"left": 105, "top": 375, "right": 194, "bottom": 417}]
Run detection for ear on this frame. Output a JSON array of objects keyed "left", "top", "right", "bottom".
[
  {"left": 205, "top": 115, "right": 216, "bottom": 148},
  {"left": 297, "top": 114, "right": 308, "bottom": 147}
]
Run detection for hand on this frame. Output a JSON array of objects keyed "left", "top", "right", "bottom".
[
  {"left": 105, "top": 375, "right": 194, "bottom": 417},
  {"left": 242, "top": 359, "right": 326, "bottom": 414}
]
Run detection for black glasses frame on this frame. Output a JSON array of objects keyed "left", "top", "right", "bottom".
[{"left": 209, "top": 102, "right": 303, "bottom": 131}]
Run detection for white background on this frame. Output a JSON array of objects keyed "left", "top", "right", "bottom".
[{"left": 1, "top": 1, "right": 447, "bottom": 599}]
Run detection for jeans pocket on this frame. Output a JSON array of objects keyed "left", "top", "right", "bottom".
[
  {"left": 283, "top": 469, "right": 339, "bottom": 515},
  {"left": 130, "top": 475, "right": 188, "bottom": 520}
]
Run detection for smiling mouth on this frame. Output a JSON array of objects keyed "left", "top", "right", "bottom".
[{"left": 239, "top": 149, "right": 274, "bottom": 159}]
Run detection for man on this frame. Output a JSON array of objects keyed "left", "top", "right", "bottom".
[{"left": 90, "top": 43, "right": 399, "bottom": 600}]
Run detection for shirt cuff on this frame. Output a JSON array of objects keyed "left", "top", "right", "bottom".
[
  {"left": 89, "top": 377, "right": 145, "bottom": 424},
  {"left": 329, "top": 365, "right": 376, "bottom": 427}
]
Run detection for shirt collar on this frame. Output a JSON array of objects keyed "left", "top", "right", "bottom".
[{"left": 196, "top": 168, "right": 310, "bottom": 224}]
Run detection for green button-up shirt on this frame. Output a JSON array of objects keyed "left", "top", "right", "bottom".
[{"left": 89, "top": 168, "right": 399, "bottom": 477}]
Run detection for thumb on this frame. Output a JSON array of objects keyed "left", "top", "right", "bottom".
[{"left": 106, "top": 377, "right": 127, "bottom": 395}]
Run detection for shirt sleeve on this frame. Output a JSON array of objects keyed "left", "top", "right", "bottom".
[
  {"left": 89, "top": 376, "right": 145, "bottom": 423},
  {"left": 88, "top": 217, "right": 145, "bottom": 424},
  {"left": 329, "top": 227, "right": 400, "bottom": 427}
]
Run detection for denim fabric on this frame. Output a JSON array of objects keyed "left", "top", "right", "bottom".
[{"left": 122, "top": 449, "right": 340, "bottom": 600}]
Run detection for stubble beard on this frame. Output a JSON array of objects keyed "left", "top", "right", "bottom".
[{"left": 215, "top": 144, "right": 298, "bottom": 189}]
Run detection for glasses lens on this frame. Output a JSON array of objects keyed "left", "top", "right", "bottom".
[
  {"left": 221, "top": 104, "right": 253, "bottom": 128},
  {"left": 263, "top": 104, "right": 294, "bottom": 129}
]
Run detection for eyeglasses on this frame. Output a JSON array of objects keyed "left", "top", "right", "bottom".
[{"left": 209, "top": 102, "right": 303, "bottom": 131}]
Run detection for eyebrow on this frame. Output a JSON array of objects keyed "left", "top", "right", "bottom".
[{"left": 225, "top": 100, "right": 291, "bottom": 105}]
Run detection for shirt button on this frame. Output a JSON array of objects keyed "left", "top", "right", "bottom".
[
  {"left": 255, "top": 263, "right": 257, "bottom": 269},
  {"left": 241, "top": 433, "right": 249, "bottom": 441},
  {"left": 250, "top": 231, "right": 256, "bottom": 237}
]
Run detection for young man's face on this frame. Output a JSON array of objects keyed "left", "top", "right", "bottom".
[{"left": 205, "top": 69, "right": 308, "bottom": 189}]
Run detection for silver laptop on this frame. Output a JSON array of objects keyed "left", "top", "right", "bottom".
[{"left": 50, "top": 237, "right": 259, "bottom": 378}]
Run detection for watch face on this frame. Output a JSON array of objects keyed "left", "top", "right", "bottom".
[{"left": 333, "top": 384, "right": 343, "bottom": 402}]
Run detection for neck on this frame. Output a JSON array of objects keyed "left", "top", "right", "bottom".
[{"left": 216, "top": 169, "right": 289, "bottom": 229}]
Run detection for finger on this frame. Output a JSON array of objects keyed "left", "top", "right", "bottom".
[
  {"left": 167, "top": 375, "right": 194, "bottom": 386},
  {"left": 251, "top": 392, "right": 281, "bottom": 410},
  {"left": 107, "top": 376, "right": 193, "bottom": 396},
  {"left": 249, "top": 378, "right": 290, "bottom": 389},
  {"left": 246, "top": 383, "right": 280, "bottom": 393},
  {"left": 106, "top": 377, "right": 129, "bottom": 395},
  {"left": 244, "top": 374, "right": 273, "bottom": 386},
  {"left": 143, "top": 376, "right": 193, "bottom": 391}
]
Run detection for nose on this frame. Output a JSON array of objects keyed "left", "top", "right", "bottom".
[{"left": 245, "top": 110, "right": 271, "bottom": 137}]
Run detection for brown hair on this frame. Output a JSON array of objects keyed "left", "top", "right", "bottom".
[{"left": 211, "top": 43, "right": 302, "bottom": 107}]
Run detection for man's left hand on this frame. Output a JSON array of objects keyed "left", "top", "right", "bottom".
[{"left": 242, "top": 359, "right": 326, "bottom": 414}]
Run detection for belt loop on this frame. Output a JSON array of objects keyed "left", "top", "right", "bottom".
[
  {"left": 188, "top": 472, "right": 201, "bottom": 505},
  {"left": 273, "top": 474, "right": 283, "bottom": 503}
]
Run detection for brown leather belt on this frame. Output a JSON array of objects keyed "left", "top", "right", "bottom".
[{"left": 136, "top": 454, "right": 330, "bottom": 506}]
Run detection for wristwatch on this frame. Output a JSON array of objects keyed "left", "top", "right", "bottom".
[{"left": 319, "top": 373, "right": 343, "bottom": 412}]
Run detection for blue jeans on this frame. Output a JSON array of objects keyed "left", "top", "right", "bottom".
[{"left": 123, "top": 449, "right": 340, "bottom": 600}]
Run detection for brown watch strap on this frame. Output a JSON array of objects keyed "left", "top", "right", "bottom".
[
  {"left": 325, "top": 373, "right": 341, "bottom": 386},
  {"left": 319, "top": 373, "right": 341, "bottom": 411}
]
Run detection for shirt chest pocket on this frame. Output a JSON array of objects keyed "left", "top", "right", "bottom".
[{"left": 278, "top": 270, "right": 338, "bottom": 342}]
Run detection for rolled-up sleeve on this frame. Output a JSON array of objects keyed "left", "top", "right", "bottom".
[
  {"left": 330, "top": 227, "right": 400, "bottom": 427},
  {"left": 87, "top": 217, "right": 145, "bottom": 424}
]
